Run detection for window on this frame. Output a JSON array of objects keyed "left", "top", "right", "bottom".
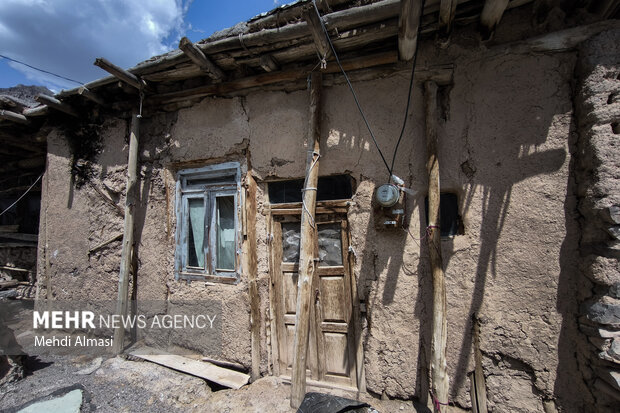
[
  {"left": 424, "top": 193, "right": 463, "bottom": 237},
  {"left": 175, "top": 163, "right": 241, "bottom": 281},
  {"left": 268, "top": 174, "right": 353, "bottom": 204}
]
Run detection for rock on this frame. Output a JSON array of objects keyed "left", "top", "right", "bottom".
[
  {"left": 607, "top": 226, "right": 620, "bottom": 241},
  {"left": 584, "top": 296, "right": 620, "bottom": 327}
]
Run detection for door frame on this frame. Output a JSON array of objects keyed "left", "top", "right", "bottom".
[{"left": 267, "top": 200, "right": 365, "bottom": 392}]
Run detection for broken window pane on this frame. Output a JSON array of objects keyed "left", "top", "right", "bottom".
[
  {"left": 282, "top": 222, "right": 301, "bottom": 263},
  {"left": 216, "top": 196, "right": 235, "bottom": 270},
  {"left": 318, "top": 223, "right": 342, "bottom": 266},
  {"left": 188, "top": 198, "right": 205, "bottom": 268}
]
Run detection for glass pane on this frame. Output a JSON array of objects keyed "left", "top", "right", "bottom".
[
  {"left": 188, "top": 198, "right": 205, "bottom": 268},
  {"left": 318, "top": 223, "right": 343, "bottom": 266},
  {"left": 216, "top": 196, "right": 235, "bottom": 270},
  {"left": 281, "top": 222, "right": 301, "bottom": 263}
]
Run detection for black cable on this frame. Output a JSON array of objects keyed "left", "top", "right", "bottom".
[
  {"left": 0, "top": 54, "right": 84, "bottom": 86},
  {"left": 389, "top": 0, "right": 426, "bottom": 177},
  {"left": 311, "top": 0, "right": 392, "bottom": 177}
]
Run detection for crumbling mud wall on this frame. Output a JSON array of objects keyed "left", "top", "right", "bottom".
[
  {"left": 37, "top": 31, "right": 591, "bottom": 411},
  {"left": 573, "top": 29, "right": 620, "bottom": 412}
]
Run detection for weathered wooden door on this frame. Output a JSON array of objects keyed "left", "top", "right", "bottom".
[{"left": 271, "top": 213, "right": 359, "bottom": 388}]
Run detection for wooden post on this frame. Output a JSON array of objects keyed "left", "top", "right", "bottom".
[
  {"left": 303, "top": 6, "right": 331, "bottom": 60},
  {"left": 290, "top": 71, "right": 322, "bottom": 409},
  {"left": 112, "top": 113, "right": 140, "bottom": 354},
  {"left": 246, "top": 174, "right": 261, "bottom": 381},
  {"left": 398, "top": 0, "right": 423, "bottom": 61},
  {"left": 424, "top": 80, "right": 449, "bottom": 411},
  {"left": 471, "top": 314, "right": 488, "bottom": 413}
]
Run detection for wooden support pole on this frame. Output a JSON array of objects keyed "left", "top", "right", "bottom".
[
  {"left": 112, "top": 113, "right": 140, "bottom": 355},
  {"left": 290, "top": 71, "right": 322, "bottom": 409},
  {"left": 480, "top": 0, "right": 510, "bottom": 40},
  {"left": 259, "top": 55, "right": 279, "bottom": 72},
  {"left": 0, "top": 109, "right": 29, "bottom": 125},
  {"left": 303, "top": 5, "right": 331, "bottom": 60},
  {"left": 94, "top": 58, "right": 147, "bottom": 90},
  {"left": 246, "top": 174, "right": 261, "bottom": 381},
  {"left": 424, "top": 80, "right": 449, "bottom": 412},
  {"left": 35, "top": 94, "right": 77, "bottom": 117},
  {"left": 398, "top": 0, "right": 423, "bottom": 61},
  {"left": 439, "top": 0, "right": 457, "bottom": 36},
  {"left": 78, "top": 86, "right": 106, "bottom": 106},
  {"left": 179, "top": 37, "right": 225, "bottom": 81}
]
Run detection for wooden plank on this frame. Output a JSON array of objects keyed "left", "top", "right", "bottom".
[
  {"left": 259, "top": 55, "right": 279, "bottom": 72},
  {"left": 303, "top": 5, "right": 331, "bottom": 60},
  {"left": 425, "top": 80, "right": 449, "bottom": 412},
  {"left": 112, "top": 114, "right": 140, "bottom": 354},
  {"left": 439, "top": 0, "right": 458, "bottom": 35},
  {"left": 291, "top": 72, "right": 322, "bottom": 409},
  {"left": 398, "top": 0, "right": 423, "bottom": 61},
  {"left": 94, "top": 58, "right": 147, "bottom": 90},
  {"left": 201, "top": 357, "right": 246, "bottom": 372},
  {"left": 78, "top": 86, "right": 107, "bottom": 106},
  {"left": 179, "top": 37, "right": 225, "bottom": 81},
  {"left": 246, "top": 173, "right": 261, "bottom": 381},
  {"left": 35, "top": 94, "right": 77, "bottom": 117},
  {"left": 480, "top": 0, "right": 510, "bottom": 39},
  {"left": 0, "top": 109, "right": 28, "bottom": 125},
  {"left": 130, "top": 349, "right": 250, "bottom": 389},
  {"left": 153, "top": 51, "right": 397, "bottom": 104}
]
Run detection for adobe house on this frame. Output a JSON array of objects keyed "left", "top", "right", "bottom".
[{"left": 2, "top": 0, "right": 618, "bottom": 411}]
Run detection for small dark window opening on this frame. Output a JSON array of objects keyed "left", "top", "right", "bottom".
[
  {"left": 268, "top": 175, "right": 353, "bottom": 204},
  {"left": 424, "top": 193, "right": 462, "bottom": 237}
]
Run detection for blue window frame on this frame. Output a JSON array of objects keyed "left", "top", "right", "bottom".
[{"left": 174, "top": 162, "right": 241, "bottom": 282}]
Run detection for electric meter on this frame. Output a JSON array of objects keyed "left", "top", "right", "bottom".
[{"left": 375, "top": 184, "right": 400, "bottom": 207}]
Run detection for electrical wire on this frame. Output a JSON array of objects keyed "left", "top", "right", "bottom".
[
  {"left": 389, "top": 0, "right": 426, "bottom": 177},
  {"left": 311, "top": 0, "right": 424, "bottom": 181},
  {"left": 311, "top": 0, "right": 391, "bottom": 177},
  {"left": 0, "top": 54, "right": 84, "bottom": 86},
  {"left": 0, "top": 174, "right": 43, "bottom": 217}
]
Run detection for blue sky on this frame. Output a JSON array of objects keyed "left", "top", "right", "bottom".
[{"left": 0, "top": 0, "right": 284, "bottom": 92}]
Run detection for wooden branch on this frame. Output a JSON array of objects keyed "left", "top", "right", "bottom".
[
  {"left": 303, "top": 5, "right": 331, "bottom": 60},
  {"left": 291, "top": 72, "right": 322, "bottom": 409},
  {"left": 0, "top": 109, "right": 29, "bottom": 125},
  {"left": 94, "top": 57, "right": 147, "bottom": 90},
  {"left": 112, "top": 114, "right": 140, "bottom": 355},
  {"left": 424, "top": 80, "right": 449, "bottom": 412},
  {"left": 0, "top": 95, "right": 28, "bottom": 112},
  {"left": 480, "top": 0, "right": 509, "bottom": 39},
  {"left": 78, "top": 86, "right": 106, "bottom": 106},
  {"left": 35, "top": 94, "right": 77, "bottom": 117},
  {"left": 0, "top": 266, "right": 31, "bottom": 273},
  {"left": 439, "top": 0, "right": 458, "bottom": 36},
  {"left": 153, "top": 51, "right": 397, "bottom": 104},
  {"left": 89, "top": 233, "right": 123, "bottom": 254},
  {"left": 88, "top": 181, "right": 124, "bottom": 217},
  {"left": 259, "top": 55, "right": 279, "bottom": 72},
  {"left": 179, "top": 37, "right": 225, "bottom": 81},
  {"left": 23, "top": 105, "right": 48, "bottom": 117},
  {"left": 398, "top": 0, "right": 423, "bottom": 61},
  {"left": 246, "top": 174, "right": 260, "bottom": 381}
]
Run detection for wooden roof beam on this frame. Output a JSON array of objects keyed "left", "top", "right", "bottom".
[
  {"left": 23, "top": 105, "right": 48, "bottom": 117},
  {"left": 259, "top": 55, "right": 279, "bottom": 72},
  {"left": 0, "top": 95, "right": 28, "bottom": 112},
  {"left": 94, "top": 57, "right": 147, "bottom": 90},
  {"left": 78, "top": 86, "right": 106, "bottom": 106},
  {"left": 179, "top": 37, "right": 225, "bottom": 82},
  {"left": 398, "top": 0, "right": 424, "bottom": 61},
  {"left": 35, "top": 94, "right": 77, "bottom": 117},
  {"left": 302, "top": 5, "right": 331, "bottom": 60},
  {"left": 439, "top": 0, "right": 458, "bottom": 36},
  {"left": 480, "top": 0, "right": 510, "bottom": 40},
  {"left": 0, "top": 109, "right": 29, "bottom": 125}
]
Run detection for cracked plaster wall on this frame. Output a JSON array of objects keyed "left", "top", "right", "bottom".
[{"left": 37, "top": 30, "right": 592, "bottom": 411}]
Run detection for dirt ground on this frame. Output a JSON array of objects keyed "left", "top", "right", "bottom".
[{"left": 0, "top": 355, "right": 438, "bottom": 412}]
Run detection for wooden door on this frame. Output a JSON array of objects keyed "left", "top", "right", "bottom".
[{"left": 271, "top": 213, "right": 358, "bottom": 388}]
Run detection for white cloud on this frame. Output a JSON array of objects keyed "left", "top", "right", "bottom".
[{"left": 0, "top": 0, "right": 192, "bottom": 91}]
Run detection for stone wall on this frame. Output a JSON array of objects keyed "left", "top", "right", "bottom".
[{"left": 574, "top": 29, "right": 620, "bottom": 411}]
